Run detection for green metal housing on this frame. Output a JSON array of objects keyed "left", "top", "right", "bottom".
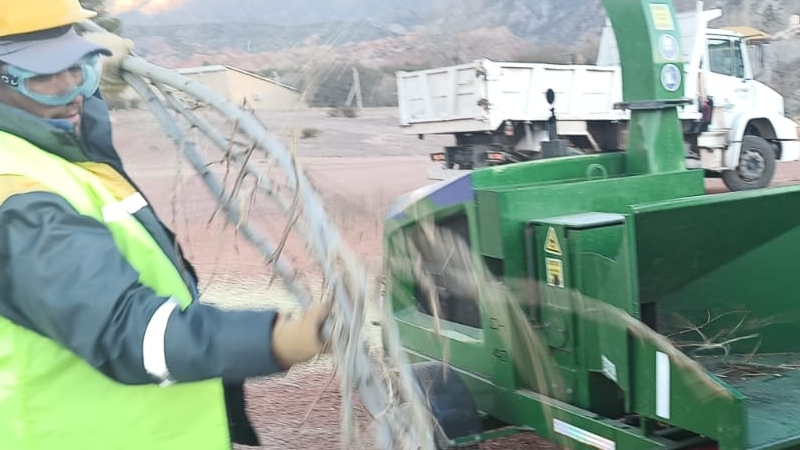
[{"left": 383, "top": 1, "right": 800, "bottom": 449}]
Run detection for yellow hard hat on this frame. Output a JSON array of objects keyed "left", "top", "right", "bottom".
[{"left": 0, "top": 0, "right": 97, "bottom": 38}]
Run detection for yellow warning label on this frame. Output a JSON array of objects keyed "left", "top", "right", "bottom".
[
  {"left": 544, "top": 227, "right": 562, "bottom": 255},
  {"left": 650, "top": 4, "right": 675, "bottom": 30},
  {"left": 546, "top": 258, "right": 565, "bottom": 288}
]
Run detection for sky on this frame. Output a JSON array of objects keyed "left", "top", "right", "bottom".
[{"left": 108, "top": 0, "right": 187, "bottom": 13}]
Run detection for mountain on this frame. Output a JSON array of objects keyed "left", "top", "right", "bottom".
[
  {"left": 117, "top": 0, "right": 800, "bottom": 56},
  {"left": 117, "top": 0, "right": 432, "bottom": 26},
  {"left": 118, "top": 0, "right": 608, "bottom": 64},
  {"left": 110, "top": 0, "right": 800, "bottom": 113}
]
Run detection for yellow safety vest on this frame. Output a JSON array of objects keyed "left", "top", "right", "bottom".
[{"left": 0, "top": 130, "right": 231, "bottom": 449}]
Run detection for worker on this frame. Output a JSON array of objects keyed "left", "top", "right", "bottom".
[{"left": 0, "top": 1, "right": 331, "bottom": 448}]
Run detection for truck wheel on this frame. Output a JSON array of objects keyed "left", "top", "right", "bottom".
[{"left": 721, "top": 135, "right": 776, "bottom": 191}]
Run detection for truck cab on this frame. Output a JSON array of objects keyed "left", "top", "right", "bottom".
[{"left": 597, "top": 4, "right": 800, "bottom": 189}]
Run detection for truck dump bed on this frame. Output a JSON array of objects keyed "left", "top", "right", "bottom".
[
  {"left": 396, "top": 59, "right": 625, "bottom": 135},
  {"left": 395, "top": 8, "right": 712, "bottom": 137}
]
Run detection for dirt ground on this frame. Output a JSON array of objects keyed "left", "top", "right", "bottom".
[{"left": 111, "top": 106, "right": 800, "bottom": 449}]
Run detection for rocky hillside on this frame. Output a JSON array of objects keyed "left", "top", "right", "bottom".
[{"left": 114, "top": 0, "right": 800, "bottom": 114}]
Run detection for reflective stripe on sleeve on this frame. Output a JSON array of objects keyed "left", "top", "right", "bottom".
[
  {"left": 142, "top": 298, "right": 178, "bottom": 386},
  {"left": 102, "top": 192, "right": 148, "bottom": 223}
]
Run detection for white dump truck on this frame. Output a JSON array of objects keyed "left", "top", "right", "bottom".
[{"left": 396, "top": 3, "right": 800, "bottom": 190}]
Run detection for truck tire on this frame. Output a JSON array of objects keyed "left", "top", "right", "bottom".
[{"left": 721, "top": 135, "right": 776, "bottom": 191}]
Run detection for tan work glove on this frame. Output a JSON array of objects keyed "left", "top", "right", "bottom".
[
  {"left": 81, "top": 31, "right": 135, "bottom": 101},
  {"left": 271, "top": 301, "right": 332, "bottom": 369}
]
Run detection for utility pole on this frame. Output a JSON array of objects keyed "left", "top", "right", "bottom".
[{"left": 344, "top": 67, "right": 362, "bottom": 110}]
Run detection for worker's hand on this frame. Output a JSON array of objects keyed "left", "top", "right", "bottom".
[
  {"left": 271, "top": 301, "right": 332, "bottom": 369},
  {"left": 81, "top": 31, "right": 135, "bottom": 99}
]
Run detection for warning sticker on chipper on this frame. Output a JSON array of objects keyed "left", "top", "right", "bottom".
[
  {"left": 544, "top": 227, "right": 562, "bottom": 255},
  {"left": 661, "top": 64, "right": 682, "bottom": 92},
  {"left": 650, "top": 4, "right": 675, "bottom": 30},
  {"left": 546, "top": 258, "right": 565, "bottom": 288}
]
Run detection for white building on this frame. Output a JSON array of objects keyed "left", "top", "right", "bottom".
[{"left": 176, "top": 65, "right": 306, "bottom": 111}]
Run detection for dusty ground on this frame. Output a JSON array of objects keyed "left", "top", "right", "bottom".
[{"left": 111, "top": 106, "right": 800, "bottom": 449}]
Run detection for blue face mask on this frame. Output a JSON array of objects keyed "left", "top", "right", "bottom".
[{"left": 0, "top": 54, "right": 100, "bottom": 107}]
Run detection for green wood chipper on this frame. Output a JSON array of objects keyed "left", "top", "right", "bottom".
[{"left": 382, "top": 1, "right": 800, "bottom": 449}]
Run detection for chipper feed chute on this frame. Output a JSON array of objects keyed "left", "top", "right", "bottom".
[{"left": 383, "top": 1, "right": 800, "bottom": 449}]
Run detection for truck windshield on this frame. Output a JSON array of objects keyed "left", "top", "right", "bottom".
[{"left": 708, "top": 38, "right": 746, "bottom": 78}]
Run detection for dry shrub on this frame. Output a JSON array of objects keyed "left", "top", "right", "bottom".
[{"left": 301, "top": 127, "right": 321, "bottom": 139}]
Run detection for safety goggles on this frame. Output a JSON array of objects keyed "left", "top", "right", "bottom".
[{"left": 0, "top": 54, "right": 100, "bottom": 106}]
